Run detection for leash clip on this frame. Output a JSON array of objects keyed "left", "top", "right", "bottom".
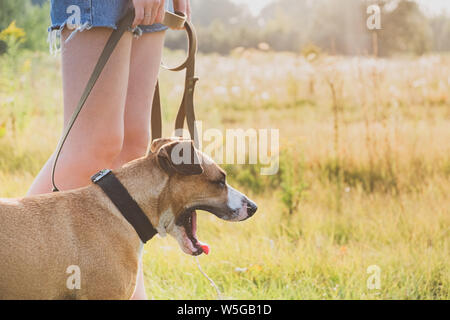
[{"left": 91, "top": 169, "right": 112, "bottom": 184}]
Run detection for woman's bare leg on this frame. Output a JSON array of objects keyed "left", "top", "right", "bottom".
[
  {"left": 112, "top": 31, "right": 166, "bottom": 300},
  {"left": 27, "top": 28, "right": 133, "bottom": 195},
  {"left": 112, "top": 31, "right": 165, "bottom": 167}
]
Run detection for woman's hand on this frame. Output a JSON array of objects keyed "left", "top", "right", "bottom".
[
  {"left": 173, "top": 0, "right": 191, "bottom": 22},
  {"left": 132, "top": 0, "right": 166, "bottom": 28}
]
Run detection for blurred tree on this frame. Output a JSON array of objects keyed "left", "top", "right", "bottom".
[
  {"left": 19, "top": 0, "right": 50, "bottom": 51},
  {"left": 430, "top": 14, "right": 450, "bottom": 52},
  {"left": 259, "top": 0, "right": 315, "bottom": 51},
  {"left": 309, "top": 0, "right": 370, "bottom": 55},
  {"left": 378, "top": 0, "right": 433, "bottom": 56},
  {"left": 191, "top": 0, "right": 252, "bottom": 27},
  {"left": 0, "top": 0, "right": 50, "bottom": 51},
  {"left": 31, "top": 0, "right": 46, "bottom": 5},
  {"left": 167, "top": 0, "right": 260, "bottom": 54},
  {"left": 0, "top": 0, "right": 26, "bottom": 30}
]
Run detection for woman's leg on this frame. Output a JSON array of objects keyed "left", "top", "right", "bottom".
[
  {"left": 111, "top": 31, "right": 166, "bottom": 300},
  {"left": 112, "top": 31, "right": 165, "bottom": 167},
  {"left": 27, "top": 27, "right": 133, "bottom": 195}
]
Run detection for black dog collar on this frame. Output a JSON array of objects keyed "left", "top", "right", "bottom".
[{"left": 91, "top": 169, "right": 157, "bottom": 243}]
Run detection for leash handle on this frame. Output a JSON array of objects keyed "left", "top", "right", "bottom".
[
  {"left": 151, "top": 17, "right": 199, "bottom": 147},
  {"left": 160, "top": 14, "right": 196, "bottom": 72},
  {"left": 163, "top": 11, "right": 186, "bottom": 29}
]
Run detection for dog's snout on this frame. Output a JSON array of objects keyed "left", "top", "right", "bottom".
[
  {"left": 247, "top": 200, "right": 258, "bottom": 216},
  {"left": 226, "top": 186, "right": 258, "bottom": 220}
]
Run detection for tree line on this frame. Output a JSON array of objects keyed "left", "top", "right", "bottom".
[{"left": 1, "top": 0, "right": 449, "bottom": 56}]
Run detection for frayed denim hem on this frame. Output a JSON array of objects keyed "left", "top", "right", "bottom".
[{"left": 47, "top": 22, "right": 167, "bottom": 55}]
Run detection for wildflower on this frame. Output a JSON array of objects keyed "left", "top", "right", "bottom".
[{"left": 0, "top": 21, "right": 26, "bottom": 44}]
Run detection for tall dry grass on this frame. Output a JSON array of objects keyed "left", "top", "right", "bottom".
[{"left": 0, "top": 48, "right": 449, "bottom": 299}]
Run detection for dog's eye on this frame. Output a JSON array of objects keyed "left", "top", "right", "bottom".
[{"left": 215, "top": 179, "right": 226, "bottom": 188}]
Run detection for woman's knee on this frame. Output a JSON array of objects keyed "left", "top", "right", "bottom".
[
  {"left": 62, "top": 132, "right": 123, "bottom": 170},
  {"left": 91, "top": 133, "right": 124, "bottom": 160},
  {"left": 122, "top": 128, "right": 150, "bottom": 158}
]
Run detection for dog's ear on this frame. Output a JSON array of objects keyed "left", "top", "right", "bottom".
[
  {"left": 157, "top": 140, "right": 203, "bottom": 176},
  {"left": 147, "top": 137, "right": 189, "bottom": 156},
  {"left": 147, "top": 138, "right": 178, "bottom": 156}
]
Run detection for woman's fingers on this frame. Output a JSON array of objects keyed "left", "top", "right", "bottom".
[
  {"left": 174, "top": 0, "right": 186, "bottom": 15},
  {"left": 155, "top": 0, "right": 166, "bottom": 24},
  {"left": 134, "top": 0, "right": 188, "bottom": 27},
  {"left": 173, "top": 0, "right": 189, "bottom": 29},
  {"left": 143, "top": 0, "right": 157, "bottom": 25},
  {"left": 186, "top": 0, "right": 191, "bottom": 22},
  {"left": 132, "top": 4, "right": 144, "bottom": 28},
  {"left": 133, "top": 0, "right": 165, "bottom": 27},
  {"left": 141, "top": 2, "right": 152, "bottom": 25}
]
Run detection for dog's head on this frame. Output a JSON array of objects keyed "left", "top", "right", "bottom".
[{"left": 149, "top": 137, "right": 258, "bottom": 256}]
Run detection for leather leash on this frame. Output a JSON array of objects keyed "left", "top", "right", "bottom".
[
  {"left": 51, "top": 9, "right": 198, "bottom": 192},
  {"left": 151, "top": 18, "right": 199, "bottom": 147}
]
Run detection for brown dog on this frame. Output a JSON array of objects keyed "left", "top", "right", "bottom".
[{"left": 0, "top": 138, "right": 257, "bottom": 299}]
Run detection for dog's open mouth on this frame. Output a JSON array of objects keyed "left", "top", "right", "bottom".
[{"left": 177, "top": 210, "right": 210, "bottom": 256}]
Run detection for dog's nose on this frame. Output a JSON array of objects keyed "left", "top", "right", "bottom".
[{"left": 247, "top": 200, "right": 258, "bottom": 216}]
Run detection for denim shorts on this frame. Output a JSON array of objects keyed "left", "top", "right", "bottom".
[{"left": 48, "top": 0, "right": 173, "bottom": 53}]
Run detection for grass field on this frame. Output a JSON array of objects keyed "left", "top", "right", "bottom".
[{"left": 0, "top": 47, "right": 449, "bottom": 299}]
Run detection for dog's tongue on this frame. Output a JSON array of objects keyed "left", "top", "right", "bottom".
[{"left": 199, "top": 242, "right": 210, "bottom": 255}]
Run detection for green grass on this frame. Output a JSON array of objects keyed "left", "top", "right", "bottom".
[
  {"left": 142, "top": 183, "right": 449, "bottom": 299},
  {"left": 1, "top": 49, "right": 449, "bottom": 299}
]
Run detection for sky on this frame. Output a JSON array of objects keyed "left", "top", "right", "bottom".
[{"left": 230, "top": 0, "right": 450, "bottom": 16}]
